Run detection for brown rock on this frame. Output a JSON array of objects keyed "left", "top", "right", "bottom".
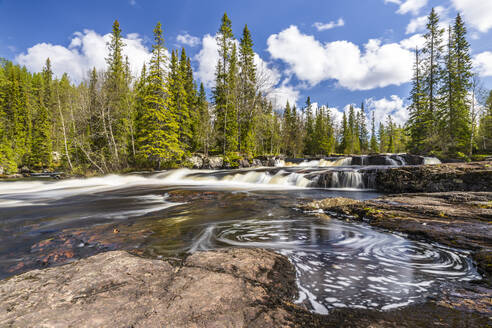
[{"left": 0, "top": 249, "right": 300, "bottom": 328}]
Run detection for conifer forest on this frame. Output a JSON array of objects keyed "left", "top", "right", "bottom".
[{"left": 0, "top": 9, "right": 491, "bottom": 175}]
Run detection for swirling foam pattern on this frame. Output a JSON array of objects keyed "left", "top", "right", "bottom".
[{"left": 192, "top": 217, "right": 480, "bottom": 313}]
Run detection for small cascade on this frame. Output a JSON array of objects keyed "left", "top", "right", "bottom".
[
  {"left": 385, "top": 156, "right": 399, "bottom": 166},
  {"left": 423, "top": 157, "right": 441, "bottom": 165},
  {"left": 330, "top": 171, "right": 365, "bottom": 189},
  {"left": 274, "top": 159, "right": 286, "bottom": 167},
  {"left": 394, "top": 155, "right": 406, "bottom": 165},
  {"left": 156, "top": 168, "right": 313, "bottom": 188}
]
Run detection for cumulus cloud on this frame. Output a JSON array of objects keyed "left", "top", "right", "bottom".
[
  {"left": 406, "top": 15, "right": 427, "bottom": 34},
  {"left": 313, "top": 18, "right": 345, "bottom": 31},
  {"left": 366, "top": 95, "right": 408, "bottom": 126},
  {"left": 399, "top": 33, "right": 425, "bottom": 49},
  {"left": 473, "top": 51, "right": 492, "bottom": 76},
  {"left": 397, "top": 0, "right": 428, "bottom": 15},
  {"left": 176, "top": 32, "right": 200, "bottom": 47},
  {"left": 16, "top": 30, "right": 152, "bottom": 83},
  {"left": 266, "top": 25, "right": 415, "bottom": 90},
  {"left": 266, "top": 79, "right": 300, "bottom": 110},
  {"left": 385, "top": 0, "right": 428, "bottom": 15},
  {"left": 194, "top": 33, "right": 286, "bottom": 108},
  {"left": 451, "top": 0, "right": 492, "bottom": 33}
]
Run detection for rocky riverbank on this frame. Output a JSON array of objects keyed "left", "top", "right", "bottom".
[
  {"left": 301, "top": 192, "right": 492, "bottom": 281},
  {"left": 1, "top": 247, "right": 491, "bottom": 327},
  {"left": 299, "top": 191, "right": 492, "bottom": 326}
]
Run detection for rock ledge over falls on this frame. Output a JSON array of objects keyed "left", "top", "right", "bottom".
[{"left": 370, "top": 161, "right": 492, "bottom": 193}]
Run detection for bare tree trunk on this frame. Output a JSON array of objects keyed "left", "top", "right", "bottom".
[{"left": 76, "top": 141, "right": 105, "bottom": 174}]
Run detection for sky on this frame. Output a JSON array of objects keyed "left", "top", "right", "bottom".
[{"left": 1, "top": 0, "right": 492, "bottom": 126}]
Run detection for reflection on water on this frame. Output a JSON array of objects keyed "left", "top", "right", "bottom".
[{"left": 0, "top": 171, "right": 481, "bottom": 314}]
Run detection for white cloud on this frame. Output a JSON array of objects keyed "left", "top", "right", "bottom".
[
  {"left": 267, "top": 80, "right": 300, "bottom": 110},
  {"left": 473, "top": 51, "right": 492, "bottom": 76},
  {"left": 266, "top": 25, "right": 415, "bottom": 90},
  {"left": 176, "top": 33, "right": 200, "bottom": 47},
  {"left": 385, "top": 0, "right": 428, "bottom": 15},
  {"left": 194, "top": 34, "right": 219, "bottom": 88},
  {"left": 406, "top": 15, "right": 427, "bottom": 34},
  {"left": 16, "top": 30, "right": 152, "bottom": 83},
  {"left": 194, "top": 33, "right": 285, "bottom": 109},
  {"left": 451, "top": 0, "right": 492, "bottom": 33},
  {"left": 399, "top": 33, "right": 425, "bottom": 50},
  {"left": 366, "top": 95, "right": 408, "bottom": 126},
  {"left": 129, "top": 0, "right": 137, "bottom": 6},
  {"left": 397, "top": 0, "right": 428, "bottom": 15},
  {"left": 313, "top": 18, "right": 345, "bottom": 31}
]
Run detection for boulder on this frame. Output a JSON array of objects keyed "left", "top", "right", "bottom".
[
  {"left": 0, "top": 249, "right": 301, "bottom": 328},
  {"left": 239, "top": 158, "right": 250, "bottom": 168},
  {"left": 252, "top": 159, "right": 262, "bottom": 167},
  {"left": 187, "top": 155, "right": 204, "bottom": 169},
  {"left": 203, "top": 156, "right": 223, "bottom": 169}
]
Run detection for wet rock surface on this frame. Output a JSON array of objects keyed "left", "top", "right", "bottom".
[
  {"left": 370, "top": 161, "right": 492, "bottom": 193},
  {"left": 2, "top": 247, "right": 491, "bottom": 328},
  {"left": 0, "top": 248, "right": 303, "bottom": 328},
  {"left": 301, "top": 191, "right": 492, "bottom": 326}
]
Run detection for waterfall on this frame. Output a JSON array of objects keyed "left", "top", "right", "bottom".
[
  {"left": 423, "top": 157, "right": 441, "bottom": 165},
  {"left": 386, "top": 157, "right": 399, "bottom": 166},
  {"left": 394, "top": 155, "right": 406, "bottom": 165},
  {"left": 330, "top": 171, "right": 365, "bottom": 189}
]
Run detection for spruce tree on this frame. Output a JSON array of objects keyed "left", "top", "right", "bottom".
[
  {"left": 238, "top": 24, "right": 257, "bottom": 154},
  {"left": 138, "top": 22, "right": 181, "bottom": 168},
  {"left": 370, "top": 112, "right": 378, "bottom": 153},
  {"left": 213, "top": 12, "right": 237, "bottom": 155},
  {"left": 407, "top": 47, "right": 427, "bottom": 153},
  {"left": 422, "top": 8, "right": 444, "bottom": 152},
  {"left": 449, "top": 14, "right": 472, "bottom": 154}
]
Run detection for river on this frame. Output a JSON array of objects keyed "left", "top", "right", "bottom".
[{"left": 0, "top": 159, "right": 481, "bottom": 314}]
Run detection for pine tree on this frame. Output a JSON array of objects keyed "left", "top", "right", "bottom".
[
  {"left": 138, "top": 22, "right": 182, "bottom": 168},
  {"left": 449, "top": 14, "right": 472, "bottom": 154},
  {"left": 238, "top": 24, "right": 257, "bottom": 154},
  {"left": 213, "top": 12, "right": 237, "bottom": 155},
  {"left": 304, "top": 97, "right": 314, "bottom": 155},
  {"left": 422, "top": 8, "right": 444, "bottom": 152},
  {"left": 104, "top": 20, "right": 130, "bottom": 167},
  {"left": 358, "top": 102, "right": 369, "bottom": 153},
  {"left": 477, "top": 90, "right": 492, "bottom": 153},
  {"left": 407, "top": 47, "right": 428, "bottom": 153},
  {"left": 378, "top": 122, "right": 387, "bottom": 153},
  {"left": 196, "top": 83, "right": 211, "bottom": 155},
  {"left": 370, "top": 112, "right": 378, "bottom": 153},
  {"left": 31, "top": 65, "right": 53, "bottom": 169}
]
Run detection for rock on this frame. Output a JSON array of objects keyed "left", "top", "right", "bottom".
[
  {"left": 239, "top": 158, "right": 250, "bottom": 168},
  {"left": 0, "top": 249, "right": 303, "bottom": 328},
  {"left": 203, "top": 156, "right": 223, "bottom": 169},
  {"left": 370, "top": 161, "right": 492, "bottom": 193},
  {"left": 186, "top": 155, "right": 204, "bottom": 169},
  {"left": 252, "top": 159, "right": 262, "bottom": 167},
  {"left": 52, "top": 151, "right": 61, "bottom": 162},
  {"left": 313, "top": 192, "right": 492, "bottom": 283},
  {"left": 0, "top": 167, "right": 3, "bottom": 175},
  {"left": 267, "top": 157, "right": 277, "bottom": 167}
]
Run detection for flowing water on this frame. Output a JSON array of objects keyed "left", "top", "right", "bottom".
[{"left": 0, "top": 157, "right": 479, "bottom": 314}]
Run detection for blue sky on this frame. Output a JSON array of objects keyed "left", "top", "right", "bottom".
[{"left": 1, "top": 0, "right": 492, "bottom": 125}]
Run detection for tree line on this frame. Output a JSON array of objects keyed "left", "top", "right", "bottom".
[
  {"left": 0, "top": 11, "right": 491, "bottom": 174},
  {"left": 407, "top": 9, "right": 492, "bottom": 158}
]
